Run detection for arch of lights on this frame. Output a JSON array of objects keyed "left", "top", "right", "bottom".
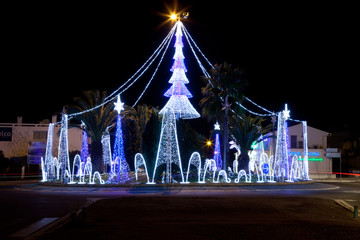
[{"left": 41, "top": 20, "right": 310, "bottom": 185}]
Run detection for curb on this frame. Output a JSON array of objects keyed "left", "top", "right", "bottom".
[
  {"left": 334, "top": 199, "right": 359, "bottom": 216},
  {"left": 315, "top": 179, "right": 360, "bottom": 183},
  {"left": 25, "top": 198, "right": 103, "bottom": 240},
  {"left": 38, "top": 180, "right": 315, "bottom": 188}
]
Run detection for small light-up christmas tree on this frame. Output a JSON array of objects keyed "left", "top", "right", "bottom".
[
  {"left": 275, "top": 104, "right": 290, "bottom": 181},
  {"left": 58, "top": 113, "right": 70, "bottom": 182},
  {"left": 213, "top": 122, "right": 222, "bottom": 170},
  {"left": 112, "top": 95, "right": 131, "bottom": 183},
  {"left": 80, "top": 122, "right": 89, "bottom": 163}
]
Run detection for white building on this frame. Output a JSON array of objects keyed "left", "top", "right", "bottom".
[
  {"left": 0, "top": 116, "right": 84, "bottom": 164},
  {"left": 288, "top": 124, "right": 332, "bottom": 179},
  {"left": 265, "top": 123, "right": 333, "bottom": 179}
]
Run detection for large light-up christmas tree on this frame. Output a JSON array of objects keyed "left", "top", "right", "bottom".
[
  {"left": 153, "top": 20, "right": 200, "bottom": 183},
  {"left": 159, "top": 21, "right": 200, "bottom": 119}
]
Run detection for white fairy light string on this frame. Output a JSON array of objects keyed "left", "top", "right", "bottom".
[
  {"left": 105, "top": 23, "right": 177, "bottom": 101},
  {"left": 67, "top": 23, "right": 176, "bottom": 117},
  {"left": 131, "top": 24, "right": 176, "bottom": 107}
]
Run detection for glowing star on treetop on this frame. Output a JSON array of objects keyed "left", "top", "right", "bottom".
[
  {"left": 114, "top": 94, "right": 124, "bottom": 114},
  {"left": 170, "top": 13, "right": 177, "bottom": 20},
  {"left": 283, "top": 103, "right": 290, "bottom": 120},
  {"left": 214, "top": 121, "right": 220, "bottom": 130}
]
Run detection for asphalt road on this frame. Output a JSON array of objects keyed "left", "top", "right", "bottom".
[{"left": 1, "top": 180, "right": 359, "bottom": 239}]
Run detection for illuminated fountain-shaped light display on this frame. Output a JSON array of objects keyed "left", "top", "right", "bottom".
[
  {"left": 41, "top": 114, "right": 105, "bottom": 184},
  {"left": 231, "top": 104, "right": 310, "bottom": 183},
  {"left": 101, "top": 126, "right": 112, "bottom": 173},
  {"left": 40, "top": 18, "right": 312, "bottom": 185}
]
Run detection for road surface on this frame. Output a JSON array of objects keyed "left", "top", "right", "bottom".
[{"left": 1, "top": 180, "right": 359, "bottom": 239}]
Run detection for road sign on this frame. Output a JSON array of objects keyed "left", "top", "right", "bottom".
[
  {"left": 325, "top": 152, "right": 341, "bottom": 158},
  {"left": 261, "top": 163, "right": 270, "bottom": 175},
  {"left": 325, "top": 149, "right": 342, "bottom": 178},
  {"left": 325, "top": 148, "right": 338, "bottom": 153}
]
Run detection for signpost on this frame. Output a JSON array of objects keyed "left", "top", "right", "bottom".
[
  {"left": 325, "top": 148, "right": 341, "bottom": 158},
  {"left": 0, "top": 127, "right": 12, "bottom": 141},
  {"left": 325, "top": 148, "right": 342, "bottom": 179}
]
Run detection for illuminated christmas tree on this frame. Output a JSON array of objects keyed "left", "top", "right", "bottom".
[
  {"left": 58, "top": 114, "right": 70, "bottom": 182},
  {"left": 153, "top": 21, "right": 200, "bottom": 183},
  {"left": 159, "top": 21, "right": 200, "bottom": 119},
  {"left": 213, "top": 122, "right": 222, "bottom": 170},
  {"left": 112, "top": 95, "right": 131, "bottom": 183},
  {"left": 80, "top": 122, "right": 89, "bottom": 163},
  {"left": 274, "top": 104, "right": 290, "bottom": 181}
]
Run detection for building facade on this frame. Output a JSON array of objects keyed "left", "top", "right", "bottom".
[
  {"left": 264, "top": 123, "right": 333, "bottom": 179},
  {"left": 0, "top": 116, "right": 84, "bottom": 164}
]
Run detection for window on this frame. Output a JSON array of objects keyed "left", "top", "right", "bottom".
[
  {"left": 33, "top": 131, "right": 47, "bottom": 140},
  {"left": 290, "top": 135, "right": 297, "bottom": 148}
]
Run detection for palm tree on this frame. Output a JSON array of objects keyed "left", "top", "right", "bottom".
[
  {"left": 121, "top": 104, "right": 160, "bottom": 150},
  {"left": 229, "top": 112, "right": 272, "bottom": 171},
  {"left": 200, "top": 62, "right": 247, "bottom": 170},
  {"left": 67, "top": 90, "right": 117, "bottom": 173}
]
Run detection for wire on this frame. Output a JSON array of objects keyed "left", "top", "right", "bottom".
[
  {"left": 105, "top": 23, "right": 177, "bottom": 101},
  {"left": 182, "top": 25, "right": 214, "bottom": 69},
  {"left": 131, "top": 23, "right": 176, "bottom": 107},
  {"left": 68, "top": 23, "right": 178, "bottom": 117}
]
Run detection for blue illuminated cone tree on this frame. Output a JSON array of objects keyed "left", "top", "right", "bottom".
[
  {"left": 213, "top": 129, "right": 223, "bottom": 171},
  {"left": 112, "top": 95, "right": 131, "bottom": 183},
  {"left": 80, "top": 124, "right": 89, "bottom": 163}
]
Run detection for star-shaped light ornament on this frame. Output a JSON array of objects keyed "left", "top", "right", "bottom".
[
  {"left": 114, "top": 94, "right": 124, "bottom": 114},
  {"left": 214, "top": 121, "right": 220, "bottom": 130},
  {"left": 283, "top": 104, "right": 290, "bottom": 120}
]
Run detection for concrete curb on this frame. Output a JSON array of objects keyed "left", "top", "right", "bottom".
[
  {"left": 334, "top": 199, "right": 359, "bottom": 216},
  {"left": 315, "top": 178, "right": 360, "bottom": 183},
  {"left": 38, "top": 180, "right": 315, "bottom": 188},
  {"left": 25, "top": 198, "right": 103, "bottom": 240}
]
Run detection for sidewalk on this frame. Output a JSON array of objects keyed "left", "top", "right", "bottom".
[
  {"left": 37, "top": 196, "right": 360, "bottom": 240},
  {"left": 314, "top": 177, "right": 360, "bottom": 183}
]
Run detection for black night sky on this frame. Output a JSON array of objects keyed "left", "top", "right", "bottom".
[{"left": 1, "top": 1, "right": 358, "bottom": 133}]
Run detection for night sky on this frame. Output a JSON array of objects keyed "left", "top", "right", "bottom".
[{"left": 2, "top": 1, "right": 357, "bottom": 133}]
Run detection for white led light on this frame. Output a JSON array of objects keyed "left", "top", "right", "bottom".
[{"left": 114, "top": 95, "right": 124, "bottom": 114}]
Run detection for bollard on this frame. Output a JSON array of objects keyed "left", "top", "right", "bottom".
[
  {"left": 71, "top": 211, "right": 77, "bottom": 222},
  {"left": 354, "top": 206, "right": 358, "bottom": 219},
  {"left": 81, "top": 207, "right": 87, "bottom": 221}
]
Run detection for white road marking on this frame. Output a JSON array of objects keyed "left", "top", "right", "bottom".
[
  {"left": 255, "top": 186, "right": 340, "bottom": 191},
  {"left": 342, "top": 190, "right": 360, "bottom": 194},
  {"left": 10, "top": 217, "right": 58, "bottom": 238}
]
